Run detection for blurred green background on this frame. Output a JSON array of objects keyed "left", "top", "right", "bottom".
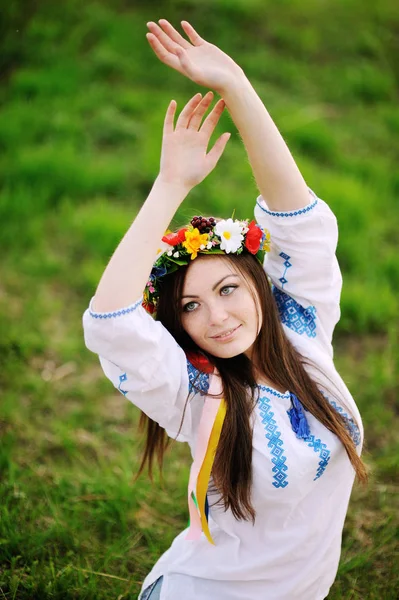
[{"left": 1, "top": 0, "right": 398, "bottom": 598}]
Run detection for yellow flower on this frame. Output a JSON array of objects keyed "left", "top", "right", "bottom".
[
  {"left": 262, "top": 230, "right": 271, "bottom": 252},
  {"left": 183, "top": 229, "right": 209, "bottom": 260}
]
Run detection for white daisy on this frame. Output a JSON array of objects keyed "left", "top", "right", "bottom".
[{"left": 214, "top": 219, "right": 244, "bottom": 253}]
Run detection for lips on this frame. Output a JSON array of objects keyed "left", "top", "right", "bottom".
[{"left": 211, "top": 325, "right": 241, "bottom": 339}]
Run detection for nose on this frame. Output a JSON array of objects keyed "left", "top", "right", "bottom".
[{"left": 207, "top": 300, "right": 229, "bottom": 327}]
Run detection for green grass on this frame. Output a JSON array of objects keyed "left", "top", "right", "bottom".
[{"left": 1, "top": 0, "right": 398, "bottom": 598}]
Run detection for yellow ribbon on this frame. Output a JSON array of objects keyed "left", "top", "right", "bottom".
[{"left": 195, "top": 397, "right": 227, "bottom": 545}]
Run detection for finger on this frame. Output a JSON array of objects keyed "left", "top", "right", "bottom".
[
  {"left": 174, "top": 46, "right": 195, "bottom": 77},
  {"left": 187, "top": 91, "right": 214, "bottom": 130},
  {"left": 147, "top": 21, "right": 181, "bottom": 55},
  {"left": 206, "top": 132, "right": 231, "bottom": 171},
  {"left": 157, "top": 19, "right": 192, "bottom": 49},
  {"left": 163, "top": 100, "right": 177, "bottom": 136},
  {"left": 175, "top": 93, "right": 203, "bottom": 129},
  {"left": 199, "top": 99, "right": 226, "bottom": 137},
  {"left": 181, "top": 21, "right": 205, "bottom": 46},
  {"left": 146, "top": 32, "right": 181, "bottom": 71}
]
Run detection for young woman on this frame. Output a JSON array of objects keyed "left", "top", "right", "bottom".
[{"left": 82, "top": 20, "right": 366, "bottom": 600}]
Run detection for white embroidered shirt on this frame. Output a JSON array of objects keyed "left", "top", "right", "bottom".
[{"left": 82, "top": 188, "right": 363, "bottom": 600}]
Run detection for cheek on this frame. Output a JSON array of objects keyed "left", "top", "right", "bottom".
[
  {"left": 241, "top": 296, "right": 262, "bottom": 331},
  {"left": 181, "top": 312, "right": 205, "bottom": 343},
  {"left": 234, "top": 291, "right": 254, "bottom": 313}
]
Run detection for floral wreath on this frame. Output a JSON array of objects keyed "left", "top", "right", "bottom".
[{"left": 142, "top": 215, "right": 271, "bottom": 315}]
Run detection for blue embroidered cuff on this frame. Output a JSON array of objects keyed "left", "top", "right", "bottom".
[
  {"left": 256, "top": 188, "right": 318, "bottom": 218},
  {"left": 88, "top": 297, "right": 143, "bottom": 319}
]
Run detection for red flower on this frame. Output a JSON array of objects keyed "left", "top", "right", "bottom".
[
  {"left": 245, "top": 221, "right": 262, "bottom": 254},
  {"left": 186, "top": 351, "right": 214, "bottom": 374},
  {"left": 162, "top": 228, "right": 188, "bottom": 246},
  {"left": 142, "top": 300, "right": 156, "bottom": 314}
]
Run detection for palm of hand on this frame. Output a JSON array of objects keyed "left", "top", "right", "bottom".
[
  {"left": 159, "top": 92, "right": 231, "bottom": 190},
  {"left": 162, "top": 126, "right": 210, "bottom": 187},
  {"left": 146, "top": 20, "right": 243, "bottom": 93}
]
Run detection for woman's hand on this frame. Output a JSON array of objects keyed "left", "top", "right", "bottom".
[
  {"left": 158, "top": 91, "right": 231, "bottom": 191},
  {"left": 146, "top": 20, "right": 244, "bottom": 95}
]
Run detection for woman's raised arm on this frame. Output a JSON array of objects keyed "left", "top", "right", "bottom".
[
  {"left": 146, "top": 20, "right": 310, "bottom": 212},
  {"left": 92, "top": 92, "right": 230, "bottom": 313},
  {"left": 84, "top": 93, "right": 230, "bottom": 442},
  {"left": 221, "top": 76, "right": 310, "bottom": 212},
  {"left": 91, "top": 176, "right": 187, "bottom": 313}
]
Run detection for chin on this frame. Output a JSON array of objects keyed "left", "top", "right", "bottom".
[{"left": 207, "top": 340, "right": 255, "bottom": 360}]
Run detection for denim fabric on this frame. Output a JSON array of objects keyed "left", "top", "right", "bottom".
[{"left": 139, "top": 575, "right": 163, "bottom": 600}]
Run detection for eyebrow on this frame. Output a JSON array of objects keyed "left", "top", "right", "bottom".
[{"left": 181, "top": 274, "right": 240, "bottom": 299}]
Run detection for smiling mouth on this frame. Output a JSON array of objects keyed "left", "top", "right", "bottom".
[{"left": 211, "top": 325, "right": 241, "bottom": 340}]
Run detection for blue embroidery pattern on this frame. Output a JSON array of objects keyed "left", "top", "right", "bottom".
[
  {"left": 89, "top": 298, "right": 142, "bottom": 319},
  {"left": 257, "top": 394, "right": 289, "bottom": 488},
  {"left": 187, "top": 360, "right": 210, "bottom": 396},
  {"left": 258, "top": 385, "right": 290, "bottom": 399},
  {"left": 118, "top": 373, "right": 128, "bottom": 396},
  {"left": 257, "top": 386, "right": 331, "bottom": 483},
  {"left": 278, "top": 252, "right": 292, "bottom": 288},
  {"left": 272, "top": 286, "right": 317, "bottom": 338},
  {"left": 256, "top": 197, "right": 318, "bottom": 217},
  {"left": 329, "top": 400, "right": 361, "bottom": 447},
  {"left": 302, "top": 434, "right": 331, "bottom": 480}
]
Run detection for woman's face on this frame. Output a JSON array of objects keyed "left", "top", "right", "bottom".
[{"left": 180, "top": 256, "right": 262, "bottom": 359}]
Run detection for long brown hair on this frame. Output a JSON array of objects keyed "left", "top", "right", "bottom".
[{"left": 135, "top": 252, "right": 368, "bottom": 522}]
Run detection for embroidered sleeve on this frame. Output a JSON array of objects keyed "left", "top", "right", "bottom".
[
  {"left": 328, "top": 399, "right": 362, "bottom": 447},
  {"left": 187, "top": 359, "right": 210, "bottom": 396},
  {"left": 82, "top": 297, "right": 194, "bottom": 442},
  {"left": 254, "top": 188, "right": 343, "bottom": 357}
]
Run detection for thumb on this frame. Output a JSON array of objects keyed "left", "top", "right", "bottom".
[{"left": 205, "top": 132, "right": 231, "bottom": 171}]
